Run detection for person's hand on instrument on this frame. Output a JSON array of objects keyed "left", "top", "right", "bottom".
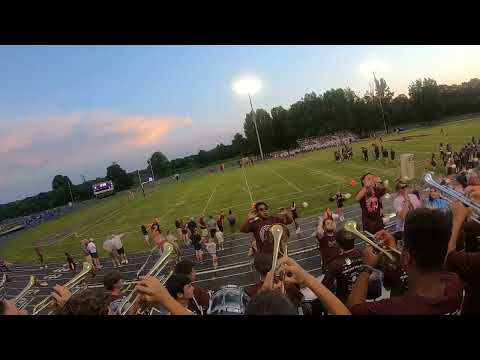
[
  {"left": 277, "top": 256, "right": 310, "bottom": 285},
  {"left": 375, "top": 230, "right": 397, "bottom": 249},
  {"left": 362, "top": 246, "right": 380, "bottom": 268},
  {"left": 51, "top": 284, "right": 72, "bottom": 308},
  {"left": 135, "top": 276, "right": 170, "bottom": 303}
]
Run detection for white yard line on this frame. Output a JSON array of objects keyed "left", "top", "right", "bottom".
[
  {"left": 241, "top": 167, "right": 254, "bottom": 203},
  {"left": 266, "top": 166, "right": 303, "bottom": 193},
  {"left": 293, "top": 162, "right": 346, "bottom": 181},
  {"left": 202, "top": 184, "right": 219, "bottom": 214}
]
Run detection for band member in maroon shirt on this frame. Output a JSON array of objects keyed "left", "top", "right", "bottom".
[
  {"left": 444, "top": 201, "right": 480, "bottom": 314},
  {"left": 322, "top": 229, "right": 363, "bottom": 303},
  {"left": 316, "top": 218, "right": 341, "bottom": 269},
  {"left": 174, "top": 260, "right": 210, "bottom": 313},
  {"left": 240, "top": 201, "right": 292, "bottom": 255},
  {"left": 347, "top": 208, "right": 464, "bottom": 315},
  {"left": 355, "top": 173, "right": 390, "bottom": 234},
  {"left": 245, "top": 253, "right": 303, "bottom": 308}
]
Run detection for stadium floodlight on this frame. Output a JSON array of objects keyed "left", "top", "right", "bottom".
[{"left": 233, "top": 76, "right": 264, "bottom": 160}]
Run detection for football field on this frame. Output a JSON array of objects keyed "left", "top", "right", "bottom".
[{"left": 2, "top": 117, "right": 479, "bottom": 263}]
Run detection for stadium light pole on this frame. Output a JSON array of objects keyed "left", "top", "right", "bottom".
[
  {"left": 66, "top": 179, "right": 74, "bottom": 206},
  {"left": 373, "top": 71, "right": 388, "bottom": 134},
  {"left": 233, "top": 77, "right": 264, "bottom": 160},
  {"left": 147, "top": 160, "right": 155, "bottom": 181}
]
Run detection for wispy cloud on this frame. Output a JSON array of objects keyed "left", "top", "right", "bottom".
[{"left": 0, "top": 111, "right": 193, "bottom": 203}]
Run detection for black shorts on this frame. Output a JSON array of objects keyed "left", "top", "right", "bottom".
[
  {"left": 228, "top": 220, "right": 236, "bottom": 226},
  {"left": 292, "top": 211, "right": 298, "bottom": 219},
  {"left": 193, "top": 242, "right": 202, "bottom": 251},
  {"left": 209, "top": 229, "right": 216, "bottom": 238},
  {"left": 116, "top": 247, "right": 125, "bottom": 255},
  {"left": 90, "top": 252, "right": 99, "bottom": 259},
  {"left": 217, "top": 224, "right": 224, "bottom": 232}
]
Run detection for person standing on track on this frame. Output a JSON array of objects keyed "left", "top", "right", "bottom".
[
  {"left": 240, "top": 201, "right": 292, "bottom": 255},
  {"left": 206, "top": 215, "right": 217, "bottom": 239},
  {"left": 288, "top": 201, "right": 305, "bottom": 234},
  {"left": 227, "top": 209, "right": 236, "bottom": 233},
  {"left": 35, "top": 246, "right": 47, "bottom": 269},
  {"left": 217, "top": 211, "right": 225, "bottom": 233},
  {"left": 204, "top": 237, "right": 218, "bottom": 269},
  {"left": 141, "top": 224, "right": 150, "bottom": 247},
  {"left": 103, "top": 238, "right": 121, "bottom": 268},
  {"left": 65, "top": 253, "right": 76, "bottom": 273},
  {"left": 111, "top": 233, "right": 128, "bottom": 265},
  {"left": 198, "top": 216, "right": 209, "bottom": 242},
  {"left": 87, "top": 239, "right": 102, "bottom": 270},
  {"left": 214, "top": 228, "right": 225, "bottom": 251},
  {"left": 80, "top": 239, "right": 93, "bottom": 268},
  {"left": 330, "top": 192, "right": 346, "bottom": 221},
  {"left": 192, "top": 229, "right": 203, "bottom": 264}
]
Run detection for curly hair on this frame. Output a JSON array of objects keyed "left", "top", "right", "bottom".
[{"left": 57, "top": 289, "right": 110, "bottom": 315}]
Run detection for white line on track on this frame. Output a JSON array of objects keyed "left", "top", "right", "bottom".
[{"left": 293, "top": 162, "right": 346, "bottom": 181}]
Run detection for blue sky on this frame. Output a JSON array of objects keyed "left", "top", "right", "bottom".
[{"left": 1, "top": 45, "right": 479, "bottom": 203}]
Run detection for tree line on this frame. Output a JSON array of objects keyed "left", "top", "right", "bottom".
[{"left": 2, "top": 76, "right": 480, "bottom": 221}]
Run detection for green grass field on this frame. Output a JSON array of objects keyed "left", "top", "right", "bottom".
[{"left": 2, "top": 117, "right": 479, "bottom": 262}]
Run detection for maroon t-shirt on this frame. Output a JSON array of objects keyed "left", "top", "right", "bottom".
[
  {"left": 349, "top": 272, "right": 464, "bottom": 315},
  {"left": 316, "top": 233, "right": 341, "bottom": 268},
  {"left": 243, "top": 216, "right": 288, "bottom": 254},
  {"left": 383, "top": 264, "right": 409, "bottom": 297},
  {"left": 189, "top": 286, "right": 210, "bottom": 313},
  {"left": 245, "top": 281, "right": 303, "bottom": 308},
  {"left": 445, "top": 251, "right": 480, "bottom": 314},
  {"left": 358, "top": 187, "right": 386, "bottom": 234},
  {"left": 322, "top": 248, "right": 363, "bottom": 303},
  {"left": 460, "top": 220, "right": 480, "bottom": 253}
]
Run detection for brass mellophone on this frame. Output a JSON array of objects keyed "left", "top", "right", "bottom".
[
  {"left": 424, "top": 172, "right": 480, "bottom": 224},
  {"left": 13, "top": 275, "right": 37, "bottom": 309},
  {"left": 32, "top": 262, "right": 93, "bottom": 315},
  {"left": 269, "top": 224, "right": 290, "bottom": 290},
  {"left": 119, "top": 241, "right": 180, "bottom": 315}
]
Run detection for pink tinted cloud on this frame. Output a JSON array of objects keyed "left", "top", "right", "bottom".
[{"left": 0, "top": 111, "right": 193, "bottom": 194}]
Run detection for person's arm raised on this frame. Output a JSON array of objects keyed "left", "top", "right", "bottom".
[
  {"left": 277, "top": 257, "right": 350, "bottom": 315},
  {"left": 240, "top": 209, "right": 257, "bottom": 233},
  {"left": 447, "top": 201, "right": 471, "bottom": 254},
  {"left": 355, "top": 187, "right": 368, "bottom": 202}
]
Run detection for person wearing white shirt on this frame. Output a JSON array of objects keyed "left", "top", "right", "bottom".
[
  {"left": 103, "top": 238, "right": 121, "bottom": 268},
  {"left": 87, "top": 239, "right": 102, "bottom": 269},
  {"left": 214, "top": 229, "right": 224, "bottom": 251},
  {"left": 393, "top": 182, "right": 421, "bottom": 234},
  {"left": 111, "top": 234, "right": 128, "bottom": 265},
  {"left": 204, "top": 238, "right": 218, "bottom": 269}
]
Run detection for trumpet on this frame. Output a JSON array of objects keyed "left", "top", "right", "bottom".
[
  {"left": 343, "top": 220, "right": 400, "bottom": 268},
  {"left": 424, "top": 172, "right": 480, "bottom": 224},
  {"left": 32, "top": 262, "right": 93, "bottom": 315},
  {"left": 119, "top": 241, "right": 180, "bottom": 315}
]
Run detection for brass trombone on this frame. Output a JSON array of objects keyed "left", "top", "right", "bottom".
[
  {"left": 119, "top": 241, "right": 180, "bottom": 315},
  {"left": 424, "top": 172, "right": 480, "bottom": 224},
  {"left": 343, "top": 220, "right": 401, "bottom": 268},
  {"left": 32, "top": 262, "right": 93, "bottom": 315}
]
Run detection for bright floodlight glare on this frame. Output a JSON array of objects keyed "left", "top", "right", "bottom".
[{"left": 233, "top": 77, "right": 262, "bottom": 96}]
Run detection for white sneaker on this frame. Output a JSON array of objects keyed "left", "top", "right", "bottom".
[
  {"left": 125, "top": 259, "right": 128, "bottom": 264},
  {"left": 295, "top": 227, "right": 301, "bottom": 234}
]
